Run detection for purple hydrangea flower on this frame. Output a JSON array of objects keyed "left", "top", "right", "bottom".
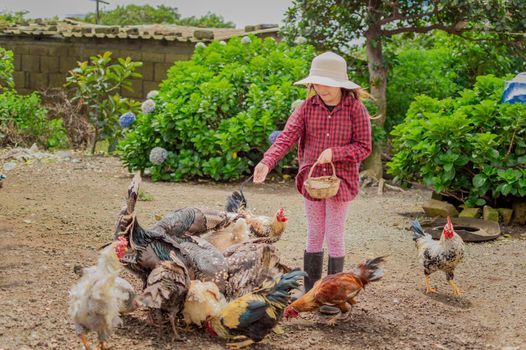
[
  {"left": 149, "top": 147, "right": 168, "bottom": 165},
  {"left": 141, "top": 99, "right": 156, "bottom": 114},
  {"left": 119, "top": 112, "right": 136, "bottom": 128},
  {"left": 146, "top": 90, "right": 159, "bottom": 99},
  {"left": 268, "top": 130, "right": 282, "bottom": 144}
]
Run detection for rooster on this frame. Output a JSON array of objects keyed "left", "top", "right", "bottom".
[
  {"left": 411, "top": 217, "right": 464, "bottom": 296},
  {"left": 242, "top": 207, "right": 288, "bottom": 242},
  {"left": 225, "top": 185, "right": 288, "bottom": 242},
  {"left": 182, "top": 280, "right": 226, "bottom": 328},
  {"left": 205, "top": 270, "right": 305, "bottom": 349},
  {"left": 284, "top": 257, "right": 385, "bottom": 325},
  {"left": 69, "top": 237, "right": 135, "bottom": 350}
]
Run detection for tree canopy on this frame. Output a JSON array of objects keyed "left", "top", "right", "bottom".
[
  {"left": 80, "top": 5, "right": 235, "bottom": 28},
  {"left": 282, "top": 0, "right": 526, "bottom": 178}
]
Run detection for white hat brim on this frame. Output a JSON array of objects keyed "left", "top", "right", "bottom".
[{"left": 294, "top": 75, "right": 361, "bottom": 90}]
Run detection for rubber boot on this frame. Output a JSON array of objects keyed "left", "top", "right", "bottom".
[
  {"left": 319, "top": 256, "right": 345, "bottom": 315},
  {"left": 291, "top": 251, "right": 323, "bottom": 300}
]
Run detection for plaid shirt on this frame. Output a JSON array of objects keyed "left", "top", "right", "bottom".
[{"left": 262, "top": 93, "right": 372, "bottom": 201}]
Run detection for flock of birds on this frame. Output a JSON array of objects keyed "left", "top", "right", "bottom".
[{"left": 68, "top": 173, "right": 465, "bottom": 349}]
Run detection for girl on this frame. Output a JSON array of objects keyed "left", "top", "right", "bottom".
[{"left": 253, "top": 51, "right": 372, "bottom": 313}]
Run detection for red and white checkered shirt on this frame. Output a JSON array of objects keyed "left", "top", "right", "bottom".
[{"left": 261, "top": 93, "right": 372, "bottom": 201}]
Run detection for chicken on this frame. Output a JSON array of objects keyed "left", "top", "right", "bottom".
[
  {"left": 284, "top": 256, "right": 385, "bottom": 325},
  {"left": 115, "top": 173, "right": 230, "bottom": 293},
  {"left": 241, "top": 207, "right": 288, "bottom": 242},
  {"left": 225, "top": 186, "right": 288, "bottom": 242},
  {"left": 224, "top": 176, "right": 251, "bottom": 213},
  {"left": 223, "top": 240, "right": 291, "bottom": 299},
  {"left": 411, "top": 217, "right": 464, "bottom": 296},
  {"left": 69, "top": 237, "right": 135, "bottom": 350},
  {"left": 203, "top": 218, "right": 250, "bottom": 252},
  {"left": 205, "top": 270, "right": 306, "bottom": 349},
  {"left": 182, "top": 280, "right": 226, "bottom": 328},
  {"left": 135, "top": 251, "right": 190, "bottom": 341}
]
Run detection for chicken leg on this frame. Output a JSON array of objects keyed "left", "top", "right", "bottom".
[
  {"left": 226, "top": 336, "right": 255, "bottom": 349},
  {"left": 325, "top": 302, "right": 352, "bottom": 326},
  {"left": 79, "top": 333, "right": 91, "bottom": 350},
  {"left": 448, "top": 280, "right": 462, "bottom": 296},
  {"left": 425, "top": 275, "right": 437, "bottom": 294},
  {"left": 169, "top": 313, "right": 185, "bottom": 342}
]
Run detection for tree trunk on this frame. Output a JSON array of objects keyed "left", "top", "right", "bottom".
[
  {"left": 363, "top": 34, "right": 388, "bottom": 180},
  {"left": 91, "top": 128, "right": 98, "bottom": 154}
]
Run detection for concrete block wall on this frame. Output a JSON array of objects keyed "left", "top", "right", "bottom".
[{"left": 0, "top": 36, "right": 195, "bottom": 98}]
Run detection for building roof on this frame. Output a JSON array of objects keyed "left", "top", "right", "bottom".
[{"left": 0, "top": 19, "right": 279, "bottom": 42}]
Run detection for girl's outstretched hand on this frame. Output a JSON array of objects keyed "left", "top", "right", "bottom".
[
  {"left": 317, "top": 148, "right": 333, "bottom": 164},
  {"left": 253, "top": 162, "right": 269, "bottom": 183}
]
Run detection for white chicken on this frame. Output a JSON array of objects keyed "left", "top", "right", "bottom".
[
  {"left": 182, "top": 280, "right": 226, "bottom": 328},
  {"left": 69, "top": 237, "right": 135, "bottom": 350}
]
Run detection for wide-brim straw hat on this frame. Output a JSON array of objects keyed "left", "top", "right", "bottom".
[{"left": 295, "top": 51, "right": 360, "bottom": 90}]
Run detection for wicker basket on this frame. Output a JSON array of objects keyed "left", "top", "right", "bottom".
[{"left": 304, "top": 161, "right": 340, "bottom": 199}]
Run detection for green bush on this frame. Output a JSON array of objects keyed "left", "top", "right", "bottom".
[
  {"left": 65, "top": 51, "right": 142, "bottom": 153},
  {"left": 388, "top": 75, "right": 526, "bottom": 207},
  {"left": 0, "top": 48, "right": 15, "bottom": 92},
  {"left": 385, "top": 31, "right": 524, "bottom": 131},
  {"left": 118, "top": 36, "right": 314, "bottom": 181},
  {"left": 0, "top": 91, "right": 69, "bottom": 149}
]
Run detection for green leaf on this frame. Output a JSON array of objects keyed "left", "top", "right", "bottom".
[{"left": 473, "top": 174, "right": 487, "bottom": 188}]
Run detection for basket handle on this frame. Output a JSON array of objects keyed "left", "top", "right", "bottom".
[{"left": 307, "top": 160, "right": 336, "bottom": 179}]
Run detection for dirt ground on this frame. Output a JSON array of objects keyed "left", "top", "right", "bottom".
[{"left": 0, "top": 154, "right": 525, "bottom": 350}]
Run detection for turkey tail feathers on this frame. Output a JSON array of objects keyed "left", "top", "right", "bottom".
[
  {"left": 410, "top": 219, "right": 426, "bottom": 241},
  {"left": 353, "top": 256, "right": 386, "bottom": 285},
  {"left": 127, "top": 172, "right": 141, "bottom": 215},
  {"left": 225, "top": 175, "right": 252, "bottom": 213}
]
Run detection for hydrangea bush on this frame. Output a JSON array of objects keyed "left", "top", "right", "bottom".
[
  {"left": 118, "top": 36, "right": 314, "bottom": 181},
  {"left": 388, "top": 75, "right": 526, "bottom": 207}
]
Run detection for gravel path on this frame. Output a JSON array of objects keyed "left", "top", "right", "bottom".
[{"left": 0, "top": 154, "right": 524, "bottom": 350}]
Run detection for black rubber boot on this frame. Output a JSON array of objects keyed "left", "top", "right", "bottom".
[
  {"left": 328, "top": 256, "right": 345, "bottom": 275},
  {"left": 291, "top": 251, "right": 323, "bottom": 301},
  {"left": 304, "top": 251, "right": 324, "bottom": 292},
  {"left": 319, "top": 256, "right": 345, "bottom": 315}
]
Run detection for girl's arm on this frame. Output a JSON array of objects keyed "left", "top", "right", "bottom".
[
  {"left": 332, "top": 100, "right": 372, "bottom": 163},
  {"left": 261, "top": 107, "right": 305, "bottom": 170}
]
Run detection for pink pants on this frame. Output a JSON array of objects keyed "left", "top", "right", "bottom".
[{"left": 304, "top": 198, "right": 350, "bottom": 257}]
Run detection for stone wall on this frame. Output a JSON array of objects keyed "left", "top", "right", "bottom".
[{"left": 0, "top": 36, "right": 195, "bottom": 98}]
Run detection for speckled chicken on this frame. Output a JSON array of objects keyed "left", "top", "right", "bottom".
[
  {"left": 411, "top": 217, "right": 465, "bottom": 296},
  {"left": 223, "top": 239, "right": 291, "bottom": 299},
  {"left": 115, "top": 173, "right": 230, "bottom": 293},
  {"left": 135, "top": 251, "right": 191, "bottom": 341},
  {"left": 68, "top": 237, "right": 135, "bottom": 350}
]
